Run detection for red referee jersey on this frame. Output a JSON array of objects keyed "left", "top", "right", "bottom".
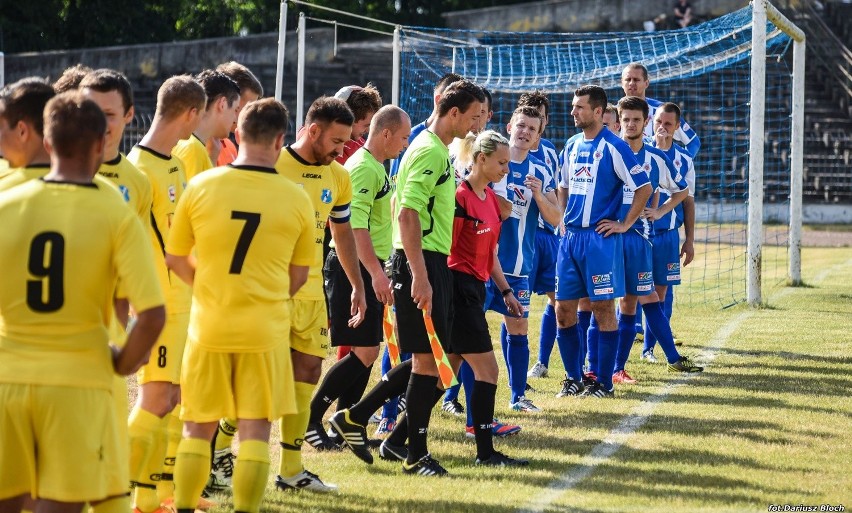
[{"left": 448, "top": 181, "right": 502, "bottom": 282}]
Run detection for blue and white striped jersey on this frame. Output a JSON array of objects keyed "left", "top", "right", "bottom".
[
  {"left": 645, "top": 97, "right": 701, "bottom": 158},
  {"left": 530, "top": 138, "right": 559, "bottom": 232},
  {"left": 620, "top": 144, "right": 688, "bottom": 238},
  {"left": 558, "top": 128, "right": 649, "bottom": 229},
  {"left": 497, "top": 154, "right": 551, "bottom": 277},
  {"left": 651, "top": 143, "right": 695, "bottom": 232}
]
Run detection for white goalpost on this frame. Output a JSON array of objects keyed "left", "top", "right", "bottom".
[{"left": 748, "top": 0, "right": 806, "bottom": 305}]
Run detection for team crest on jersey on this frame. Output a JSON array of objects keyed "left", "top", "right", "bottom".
[
  {"left": 643, "top": 163, "right": 652, "bottom": 172},
  {"left": 593, "top": 150, "right": 603, "bottom": 160},
  {"left": 638, "top": 271, "right": 652, "bottom": 281},
  {"left": 682, "top": 122, "right": 691, "bottom": 132},
  {"left": 667, "top": 262, "right": 680, "bottom": 271},
  {"left": 118, "top": 185, "right": 130, "bottom": 202},
  {"left": 674, "top": 157, "right": 682, "bottom": 169},
  {"left": 592, "top": 274, "right": 611, "bottom": 285},
  {"left": 321, "top": 188, "right": 332, "bottom": 204},
  {"left": 168, "top": 185, "right": 176, "bottom": 202}
]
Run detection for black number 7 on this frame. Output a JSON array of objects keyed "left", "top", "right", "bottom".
[{"left": 230, "top": 211, "right": 261, "bottom": 274}]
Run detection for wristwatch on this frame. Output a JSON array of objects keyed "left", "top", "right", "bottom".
[{"left": 501, "top": 287, "right": 514, "bottom": 297}]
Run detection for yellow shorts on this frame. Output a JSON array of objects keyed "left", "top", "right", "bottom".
[
  {"left": 0, "top": 383, "right": 123, "bottom": 502},
  {"left": 138, "top": 311, "right": 189, "bottom": 385},
  {"left": 288, "top": 298, "right": 330, "bottom": 358},
  {"left": 106, "top": 376, "right": 130, "bottom": 496},
  {"left": 180, "top": 341, "right": 297, "bottom": 423}
]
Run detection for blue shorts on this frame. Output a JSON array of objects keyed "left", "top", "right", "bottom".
[
  {"left": 623, "top": 230, "right": 654, "bottom": 296},
  {"left": 555, "top": 228, "right": 625, "bottom": 301},
  {"left": 529, "top": 228, "right": 559, "bottom": 294},
  {"left": 652, "top": 229, "right": 681, "bottom": 286},
  {"left": 485, "top": 275, "right": 530, "bottom": 318}
]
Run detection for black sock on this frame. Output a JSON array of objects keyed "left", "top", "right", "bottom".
[
  {"left": 309, "top": 352, "right": 367, "bottom": 424},
  {"left": 404, "top": 373, "right": 440, "bottom": 464},
  {"left": 386, "top": 386, "right": 443, "bottom": 447},
  {"left": 337, "top": 363, "right": 373, "bottom": 413},
  {"left": 350, "top": 359, "right": 412, "bottom": 425},
  {"left": 471, "top": 380, "right": 497, "bottom": 460}
]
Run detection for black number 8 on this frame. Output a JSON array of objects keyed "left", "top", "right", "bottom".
[{"left": 157, "top": 346, "right": 167, "bottom": 368}]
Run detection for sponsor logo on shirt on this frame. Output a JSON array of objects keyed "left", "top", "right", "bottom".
[
  {"left": 667, "top": 274, "right": 681, "bottom": 281},
  {"left": 119, "top": 185, "right": 130, "bottom": 202},
  {"left": 168, "top": 185, "right": 176, "bottom": 202},
  {"left": 358, "top": 188, "right": 369, "bottom": 194},
  {"left": 638, "top": 271, "right": 652, "bottom": 281},
  {"left": 513, "top": 172, "right": 521, "bottom": 178},
  {"left": 476, "top": 227, "right": 492, "bottom": 235},
  {"left": 637, "top": 284, "right": 652, "bottom": 291},
  {"left": 574, "top": 166, "right": 592, "bottom": 177},
  {"left": 579, "top": 151, "right": 590, "bottom": 157},
  {"left": 517, "top": 290, "right": 531, "bottom": 300},
  {"left": 302, "top": 172, "right": 322, "bottom": 179},
  {"left": 629, "top": 165, "right": 644, "bottom": 175},
  {"left": 321, "top": 189, "right": 332, "bottom": 204},
  {"left": 168, "top": 167, "right": 179, "bottom": 174},
  {"left": 667, "top": 262, "right": 680, "bottom": 271},
  {"left": 594, "top": 287, "right": 614, "bottom": 295},
  {"left": 100, "top": 171, "right": 119, "bottom": 178},
  {"left": 592, "top": 273, "right": 611, "bottom": 285},
  {"left": 675, "top": 172, "right": 683, "bottom": 182}
]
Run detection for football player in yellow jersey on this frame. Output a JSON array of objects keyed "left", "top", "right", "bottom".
[
  {"left": 0, "top": 92, "right": 166, "bottom": 513},
  {"left": 173, "top": 70, "right": 239, "bottom": 181},
  {"left": 165, "top": 97, "right": 313, "bottom": 513},
  {"left": 125, "top": 75, "right": 206, "bottom": 513},
  {"left": 81, "top": 69, "right": 153, "bottom": 223},
  {"left": 273, "top": 96, "right": 367, "bottom": 492},
  {"left": 0, "top": 78, "right": 54, "bottom": 183},
  {"left": 203, "top": 61, "right": 263, "bottom": 494}
]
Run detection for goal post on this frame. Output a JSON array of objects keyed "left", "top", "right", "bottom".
[{"left": 749, "top": 0, "right": 806, "bottom": 304}]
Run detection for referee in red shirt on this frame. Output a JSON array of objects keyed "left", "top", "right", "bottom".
[{"left": 448, "top": 130, "right": 529, "bottom": 467}]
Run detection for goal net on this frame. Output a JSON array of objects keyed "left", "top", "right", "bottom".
[{"left": 397, "top": 5, "right": 799, "bottom": 307}]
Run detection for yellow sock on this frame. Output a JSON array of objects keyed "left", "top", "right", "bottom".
[
  {"left": 277, "top": 381, "right": 315, "bottom": 478},
  {"left": 90, "top": 495, "right": 130, "bottom": 513},
  {"left": 232, "top": 440, "right": 270, "bottom": 513},
  {"left": 128, "top": 407, "right": 168, "bottom": 512},
  {"left": 157, "top": 409, "right": 183, "bottom": 503},
  {"left": 213, "top": 418, "right": 238, "bottom": 452},
  {"left": 174, "top": 438, "right": 210, "bottom": 510}
]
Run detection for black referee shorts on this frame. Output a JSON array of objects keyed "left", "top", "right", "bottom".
[
  {"left": 323, "top": 249, "right": 384, "bottom": 347},
  {"left": 449, "top": 270, "right": 493, "bottom": 354},
  {"left": 390, "top": 249, "right": 453, "bottom": 355}
]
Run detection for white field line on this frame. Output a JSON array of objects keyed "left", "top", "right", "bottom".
[{"left": 518, "top": 259, "right": 851, "bottom": 513}]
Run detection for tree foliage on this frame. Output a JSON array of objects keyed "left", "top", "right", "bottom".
[{"left": 0, "top": 0, "right": 522, "bottom": 53}]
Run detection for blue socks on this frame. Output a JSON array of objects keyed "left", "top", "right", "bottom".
[
  {"left": 577, "top": 311, "right": 592, "bottom": 373},
  {"left": 615, "top": 313, "right": 636, "bottom": 372},
  {"left": 444, "top": 383, "right": 460, "bottom": 403},
  {"left": 587, "top": 315, "right": 600, "bottom": 375},
  {"left": 556, "top": 325, "right": 582, "bottom": 381},
  {"left": 665, "top": 286, "right": 675, "bottom": 319},
  {"left": 642, "top": 301, "right": 680, "bottom": 364},
  {"left": 634, "top": 307, "right": 644, "bottom": 335},
  {"left": 506, "top": 334, "right": 530, "bottom": 403},
  {"left": 500, "top": 322, "right": 509, "bottom": 370},
  {"left": 538, "top": 303, "right": 557, "bottom": 368},
  {"left": 597, "top": 330, "right": 618, "bottom": 390},
  {"left": 460, "top": 362, "right": 475, "bottom": 428}
]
